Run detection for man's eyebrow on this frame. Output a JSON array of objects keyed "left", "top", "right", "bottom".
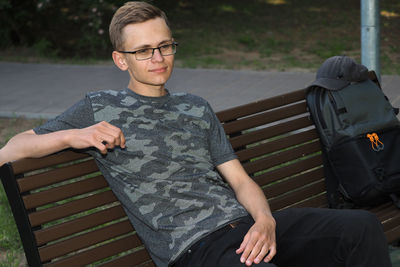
[
  {"left": 132, "top": 39, "right": 173, "bottom": 50},
  {"left": 158, "top": 39, "right": 174, "bottom": 45}
]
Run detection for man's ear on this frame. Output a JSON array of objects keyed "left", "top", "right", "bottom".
[{"left": 112, "top": 51, "right": 129, "bottom": 71}]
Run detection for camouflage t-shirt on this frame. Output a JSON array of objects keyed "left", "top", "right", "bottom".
[{"left": 34, "top": 88, "right": 248, "bottom": 266}]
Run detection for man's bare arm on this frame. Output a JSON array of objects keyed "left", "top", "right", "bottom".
[
  {"left": 217, "top": 159, "right": 276, "bottom": 266},
  {"left": 0, "top": 121, "right": 125, "bottom": 166}
]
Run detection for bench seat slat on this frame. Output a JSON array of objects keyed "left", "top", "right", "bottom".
[
  {"left": 99, "top": 250, "right": 155, "bottom": 267},
  {"left": 39, "top": 220, "right": 134, "bottom": 261},
  {"left": 23, "top": 175, "right": 108, "bottom": 209},
  {"left": 44, "top": 235, "right": 149, "bottom": 267},
  {"left": 35, "top": 205, "right": 127, "bottom": 246},
  {"left": 18, "top": 159, "right": 99, "bottom": 192},
  {"left": 223, "top": 102, "right": 307, "bottom": 135},
  {"left": 369, "top": 202, "right": 393, "bottom": 214},
  {"left": 377, "top": 208, "right": 400, "bottom": 226},
  {"left": 386, "top": 226, "right": 400, "bottom": 244},
  {"left": 29, "top": 190, "right": 118, "bottom": 227}
]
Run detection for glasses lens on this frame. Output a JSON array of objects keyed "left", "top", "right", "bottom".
[
  {"left": 159, "top": 43, "right": 176, "bottom": 56},
  {"left": 135, "top": 48, "right": 153, "bottom": 60}
]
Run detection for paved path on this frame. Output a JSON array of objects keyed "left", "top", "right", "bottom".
[{"left": 0, "top": 62, "right": 399, "bottom": 119}]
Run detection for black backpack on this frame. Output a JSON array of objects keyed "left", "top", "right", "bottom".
[{"left": 306, "top": 56, "right": 400, "bottom": 208}]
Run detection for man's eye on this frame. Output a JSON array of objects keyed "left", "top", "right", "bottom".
[
  {"left": 160, "top": 44, "right": 172, "bottom": 50},
  {"left": 137, "top": 48, "right": 151, "bottom": 55}
]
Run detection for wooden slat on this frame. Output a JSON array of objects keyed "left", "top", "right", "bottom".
[
  {"left": 375, "top": 206, "right": 400, "bottom": 223},
  {"left": 29, "top": 190, "right": 118, "bottom": 227},
  {"left": 381, "top": 212, "right": 400, "bottom": 232},
  {"left": 263, "top": 169, "right": 325, "bottom": 198},
  {"left": 18, "top": 159, "right": 99, "bottom": 192},
  {"left": 290, "top": 193, "right": 329, "bottom": 209},
  {"left": 35, "top": 205, "right": 127, "bottom": 246},
  {"left": 269, "top": 180, "right": 326, "bottom": 211},
  {"left": 253, "top": 155, "right": 323, "bottom": 187},
  {"left": 99, "top": 250, "right": 154, "bottom": 267},
  {"left": 386, "top": 226, "right": 400, "bottom": 244},
  {"left": 230, "top": 116, "right": 313, "bottom": 149},
  {"left": 12, "top": 150, "right": 90, "bottom": 174},
  {"left": 236, "top": 129, "right": 319, "bottom": 162},
  {"left": 217, "top": 89, "right": 307, "bottom": 122},
  {"left": 44, "top": 234, "right": 148, "bottom": 267},
  {"left": 242, "top": 140, "right": 321, "bottom": 175},
  {"left": 39, "top": 220, "right": 133, "bottom": 261},
  {"left": 368, "top": 202, "right": 394, "bottom": 215},
  {"left": 223, "top": 102, "right": 307, "bottom": 134},
  {"left": 23, "top": 175, "right": 108, "bottom": 209}
]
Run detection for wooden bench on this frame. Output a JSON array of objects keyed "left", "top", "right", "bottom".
[{"left": 1, "top": 72, "right": 399, "bottom": 266}]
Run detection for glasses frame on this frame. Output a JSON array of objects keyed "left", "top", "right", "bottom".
[{"left": 118, "top": 42, "right": 178, "bottom": 61}]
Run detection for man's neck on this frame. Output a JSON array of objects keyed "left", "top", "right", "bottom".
[{"left": 127, "top": 81, "right": 166, "bottom": 97}]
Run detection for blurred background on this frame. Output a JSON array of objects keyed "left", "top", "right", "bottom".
[{"left": 0, "top": 0, "right": 399, "bottom": 73}]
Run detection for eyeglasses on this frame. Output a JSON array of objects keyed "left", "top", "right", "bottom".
[{"left": 118, "top": 42, "right": 178, "bottom": 61}]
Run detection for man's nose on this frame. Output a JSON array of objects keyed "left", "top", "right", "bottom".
[{"left": 151, "top": 48, "right": 164, "bottom": 62}]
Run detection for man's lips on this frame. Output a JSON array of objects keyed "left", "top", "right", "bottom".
[{"left": 149, "top": 66, "right": 168, "bottom": 73}]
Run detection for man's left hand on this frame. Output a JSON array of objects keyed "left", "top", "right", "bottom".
[{"left": 236, "top": 215, "right": 277, "bottom": 266}]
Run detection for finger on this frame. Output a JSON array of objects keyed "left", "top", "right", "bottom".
[
  {"left": 253, "top": 244, "right": 271, "bottom": 264},
  {"left": 236, "top": 233, "right": 250, "bottom": 254},
  {"left": 121, "top": 132, "right": 126, "bottom": 148},
  {"left": 98, "top": 122, "right": 125, "bottom": 148},
  {"left": 93, "top": 141, "right": 108, "bottom": 154},
  {"left": 93, "top": 133, "right": 114, "bottom": 153},
  {"left": 248, "top": 240, "right": 266, "bottom": 265},
  {"left": 96, "top": 132, "right": 115, "bottom": 147},
  {"left": 264, "top": 245, "right": 277, "bottom": 263},
  {"left": 97, "top": 129, "right": 123, "bottom": 148},
  {"left": 100, "top": 121, "right": 123, "bottom": 136},
  {"left": 240, "top": 238, "right": 257, "bottom": 265}
]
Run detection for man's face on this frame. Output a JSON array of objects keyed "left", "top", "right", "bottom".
[{"left": 120, "top": 17, "right": 174, "bottom": 93}]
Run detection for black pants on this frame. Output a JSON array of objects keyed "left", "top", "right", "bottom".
[{"left": 172, "top": 208, "right": 391, "bottom": 267}]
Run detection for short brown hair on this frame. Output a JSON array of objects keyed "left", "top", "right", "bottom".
[{"left": 109, "top": 1, "right": 170, "bottom": 50}]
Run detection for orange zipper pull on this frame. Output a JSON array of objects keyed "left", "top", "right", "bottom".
[
  {"left": 372, "top": 133, "right": 384, "bottom": 151},
  {"left": 366, "top": 133, "right": 384, "bottom": 152}
]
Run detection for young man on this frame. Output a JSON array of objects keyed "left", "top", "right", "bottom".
[{"left": 0, "top": 2, "right": 392, "bottom": 267}]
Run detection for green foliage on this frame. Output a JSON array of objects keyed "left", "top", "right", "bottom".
[{"left": 0, "top": 0, "right": 128, "bottom": 58}]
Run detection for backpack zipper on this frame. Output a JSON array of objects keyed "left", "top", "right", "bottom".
[{"left": 315, "top": 89, "right": 328, "bottom": 129}]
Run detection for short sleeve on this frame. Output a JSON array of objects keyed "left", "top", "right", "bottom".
[
  {"left": 206, "top": 103, "right": 237, "bottom": 166},
  {"left": 34, "top": 95, "right": 95, "bottom": 135}
]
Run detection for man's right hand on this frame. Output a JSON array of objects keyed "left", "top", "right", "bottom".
[
  {"left": 0, "top": 121, "right": 126, "bottom": 167},
  {"left": 67, "top": 121, "right": 126, "bottom": 154}
]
